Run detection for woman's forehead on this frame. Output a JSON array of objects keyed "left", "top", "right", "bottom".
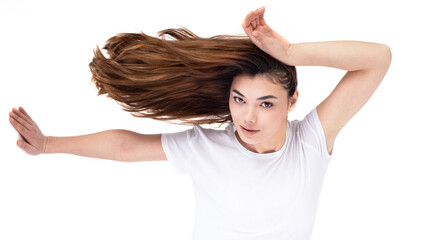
[{"left": 231, "top": 74, "right": 285, "bottom": 96}]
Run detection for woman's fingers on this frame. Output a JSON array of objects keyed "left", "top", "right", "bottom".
[
  {"left": 12, "top": 107, "right": 33, "bottom": 127},
  {"left": 10, "top": 110, "right": 30, "bottom": 132},
  {"left": 9, "top": 108, "right": 34, "bottom": 144},
  {"left": 243, "top": 7, "right": 266, "bottom": 34},
  {"left": 9, "top": 106, "right": 46, "bottom": 155},
  {"left": 253, "top": 7, "right": 265, "bottom": 30},
  {"left": 242, "top": 11, "right": 255, "bottom": 31},
  {"left": 257, "top": 7, "right": 266, "bottom": 25},
  {"left": 19, "top": 140, "right": 38, "bottom": 155},
  {"left": 251, "top": 21, "right": 257, "bottom": 31},
  {"left": 19, "top": 106, "right": 34, "bottom": 123}
]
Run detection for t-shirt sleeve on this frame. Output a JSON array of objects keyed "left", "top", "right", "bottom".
[
  {"left": 299, "top": 107, "right": 333, "bottom": 161},
  {"left": 161, "top": 126, "right": 198, "bottom": 175}
]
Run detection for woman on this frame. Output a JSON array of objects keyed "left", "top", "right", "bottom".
[{"left": 9, "top": 6, "right": 391, "bottom": 240}]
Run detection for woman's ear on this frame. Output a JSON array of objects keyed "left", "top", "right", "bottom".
[{"left": 288, "top": 89, "right": 299, "bottom": 112}]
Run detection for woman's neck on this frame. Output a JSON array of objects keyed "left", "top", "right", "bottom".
[{"left": 235, "top": 119, "right": 288, "bottom": 154}]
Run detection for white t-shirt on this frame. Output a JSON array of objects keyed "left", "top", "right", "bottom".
[{"left": 161, "top": 107, "right": 332, "bottom": 240}]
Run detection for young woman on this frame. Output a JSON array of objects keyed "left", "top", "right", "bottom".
[{"left": 9, "top": 6, "right": 391, "bottom": 240}]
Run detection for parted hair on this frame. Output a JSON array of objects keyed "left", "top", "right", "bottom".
[{"left": 89, "top": 27, "right": 297, "bottom": 126}]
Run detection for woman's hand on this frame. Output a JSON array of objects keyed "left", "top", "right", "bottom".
[
  {"left": 242, "top": 6, "right": 292, "bottom": 65},
  {"left": 9, "top": 106, "right": 48, "bottom": 156}
]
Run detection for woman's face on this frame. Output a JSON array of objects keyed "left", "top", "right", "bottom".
[{"left": 229, "top": 74, "right": 298, "bottom": 153}]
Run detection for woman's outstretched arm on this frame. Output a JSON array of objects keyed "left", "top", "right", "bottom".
[
  {"left": 9, "top": 106, "right": 167, "bottom": 162},
  {"left": 9, "top": 106, "right": 135, "bottom": 161},
  {"left": 243, "top": 6, "right": 392, "bottom": 155}
]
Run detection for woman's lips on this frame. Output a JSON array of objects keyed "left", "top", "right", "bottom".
[
  {"left": 242, "top": 126, "right": 258, "bottom": 131},
  {"left": 241, "top": 126, "right": 260, "bottom": 136}
]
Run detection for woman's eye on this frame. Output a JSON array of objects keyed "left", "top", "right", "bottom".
[
  {"left": 233, "top": 97, "right": 244, "bottom": 103},
  {"left": 233, "top": 97, "right": 273, "bottom": 108},
  {"left": 262, "top": 102, "right": 273, "bottom": 108}
]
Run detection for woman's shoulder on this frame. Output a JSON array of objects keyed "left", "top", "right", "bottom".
[{"left": 288, "top": 108, "right": 321, "bottom": 135}]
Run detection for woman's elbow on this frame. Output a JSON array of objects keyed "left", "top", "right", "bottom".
[{"left": 381, "top": 44, "right": 392, "bottom": 67}]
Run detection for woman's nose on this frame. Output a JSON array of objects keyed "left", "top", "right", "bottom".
[{"left": 244, "top": 108, "right": 257, "bottom": 124}]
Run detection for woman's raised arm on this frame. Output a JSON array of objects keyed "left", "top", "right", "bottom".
[
  {"left": 242, "top": 7, "right": 392, "bottom": 155},
  {"left": 287, "top": 41, "right": 391, "bottom": 155}
]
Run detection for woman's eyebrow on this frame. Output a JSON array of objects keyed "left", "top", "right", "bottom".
[{"left": 232, "top": 89, "right": 278, "bottom": 100}]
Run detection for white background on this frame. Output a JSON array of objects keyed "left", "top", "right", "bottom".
[{"left": 1, "top": 0, "right": 446, "bottom": 239}]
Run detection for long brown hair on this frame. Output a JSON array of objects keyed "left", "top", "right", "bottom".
[{"left": 89, "top": 27, "right": 297, "bottom": 126}]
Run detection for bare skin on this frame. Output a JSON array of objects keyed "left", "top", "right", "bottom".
[
  {"left": 242, "top": 6, "right": 392, "bottom": 155},
  {"left": 9, "top": 106, "right": 48, "bottom": 156},
  {"left": 9, "top": 6, "right": 390, "bottom": 159}
]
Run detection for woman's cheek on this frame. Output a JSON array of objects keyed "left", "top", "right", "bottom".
[{"left": 229, "top": 103, "right": 240, "bottom": 120}]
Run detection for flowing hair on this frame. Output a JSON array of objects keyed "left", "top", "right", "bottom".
[{"left": 89, "top": 27, "right": 297, "bottom": 127}]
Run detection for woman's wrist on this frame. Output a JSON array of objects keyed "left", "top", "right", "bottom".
[
  {"left": 284, "top": 43, "right": 296, "bottom": 66},
  {"left": 43, "top": 136, "right": 50, "bottom": 154}
]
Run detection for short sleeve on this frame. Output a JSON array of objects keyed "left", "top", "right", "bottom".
[
  {"left": 299, "top": 107, "right": 333, "bottom": 161},
  {"left": 161, "top": 126, "right": 197, "bottom": 175}
]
